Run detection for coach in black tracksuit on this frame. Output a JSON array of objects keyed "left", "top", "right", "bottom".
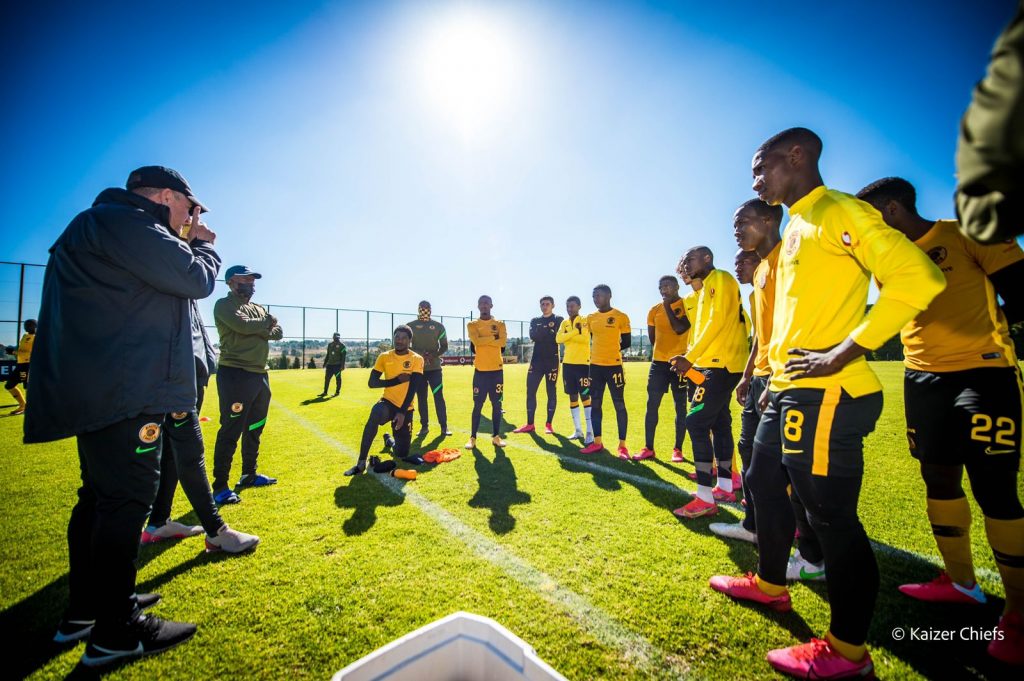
[
  {"left": 24, "top": 166, "right": 219, "bottom": 664},
  {"left": 211, "top": 265, "right": 282, "bottom": 503}
]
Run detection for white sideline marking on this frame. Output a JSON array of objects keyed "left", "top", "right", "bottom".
[
  {"left": 272, "top": 404, "right": 690, "bottom": 679},
  {"left": 302, "top": 395, "right": 1006, "bottom": 588}
]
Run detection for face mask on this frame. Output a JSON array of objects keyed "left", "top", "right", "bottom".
[{"left": 235, "top": 283, "right": 255, "bottom": 298}]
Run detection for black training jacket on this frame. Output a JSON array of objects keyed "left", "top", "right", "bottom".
[{"left": 24, "top": 188, "right": 220, "bottom": 443}]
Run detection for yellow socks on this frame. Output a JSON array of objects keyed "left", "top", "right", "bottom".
[
  {"left": 826, "top": 632, "right": 867, "bottom": 662},
  {"left": 755, "top": 575, "right": 787, "bottom": 597},
  {"left": 984, "top": 515, "right": 1024, "bottom": 615},
  {"left": 927, "top": 497, "right": 976, "bottom": 586}
]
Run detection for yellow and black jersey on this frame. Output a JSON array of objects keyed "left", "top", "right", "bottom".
[
  {"left": 647, "top": 299, "right": 688, "bottom": 362},
  {"left": 468, "top": 318, "right": 507, "bottom": 371},
  {"left": 588, "top": 308, "right": 631, "bottom": 366},
  {"left": 770, "top": 186, "right": 945, "bottom": 395},
  {"left": 751, "top": 243, "right": 781, "bottom": 377},
  {"left": 374, "top": 350, "right": 424, "bottom": 409},
  {"left": 15, "top": 333, "right": 34, "bottom": 364},
  {"left": 683, "top": 290, "right": 699, "bottom": 352},
  {"left": 685, "top": 269, "right": 748, "bottom": 373},
  {"left": 901, "top": 220, "right": 1023, "bottom": 372},
  {"left": 556, "top": 315, "right": 591, "bottom": 365}
]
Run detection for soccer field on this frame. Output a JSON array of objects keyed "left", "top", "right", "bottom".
[{"left": 0, "top": 361, "right": 1018, "bottom": 680}]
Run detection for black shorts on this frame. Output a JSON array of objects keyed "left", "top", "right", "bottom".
[
  {"left": 648, "top": 360, "right": 686, "bottom": 395},
  {"left": 473, "top": 369, "right": 504, "bottom": 402},
  {"left": 562, "top": 363, "right": 590, "bottom": 396},
  {"left": 529, "top": 364, "right": 559, "bottom": 383},
  {"left": 589, "top": 364, "right": 625, "bottom": 399},
  {"left": 4, "top": 363, "right": 28, "bottom": 390},
  {"left": 905, "top": 367, "right": 1022, "bottom": 466},
  {"left": 686, "top": 368, "right": 740, "bottom": 429},
  {"left": 756, "top": 387, "right": 883, "bottom": 478}
]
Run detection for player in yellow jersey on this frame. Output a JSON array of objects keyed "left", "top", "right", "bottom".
[
  {"left": 858, "top": 177, "right": 1024, "bottom": 665},
  {"left": 707, "top": 128, "right": 945, "bottom": 680},
  {"left": 344, "top": 326, "right": 424, "bottom": 476},
  {"left": 711, "top": 200, "right": 828, "bottom": 586},
  {"left": 670, "top": 247, "right": 748, "bottom": 518},
  {"left": 5, "top": 319, "right": 35, "bottom": 415},
  {"left": 556, "top": 296, "right": 594, "bottom": 444},
  {"left": 581, "top": 285, "right": 631, "bottom": 457},
  {"left": 466, "top": 295, "right": 508, "bottom": 449},
  {"left": 635, "top": 276, "right": 691, "bottom": 462}
]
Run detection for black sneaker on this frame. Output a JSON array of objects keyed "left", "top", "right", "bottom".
[
  {"left": 54, "top": 594, "right": 162, "bottom": 644},
  {"left": 417, "top": 425, "right": 429, "bottom": 437},
  {"left": 81, "top": 613, "right": 196, "bottom": 667},
  {"left": 344, "top": 462, "right": 366, "bottom": 476},
  {"left": 318, "top": 392, "right": 327, "bottom": 398},
  {"left": 382, "top": 434, "right": 395, "bottom": 449}
]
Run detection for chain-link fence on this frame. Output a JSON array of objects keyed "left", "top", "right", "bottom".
[{"left": 1, "top": 261, "right": 654, "bottom": 368}]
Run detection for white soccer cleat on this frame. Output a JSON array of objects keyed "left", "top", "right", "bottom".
[
  {"left": 708, "top": 522, "right": 757, "bottom": 545},
  {"left": 786, "top": 550, "right": 826, "bottom": 581}
]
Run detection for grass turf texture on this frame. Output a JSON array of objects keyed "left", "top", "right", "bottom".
[{"left": 1, "top": 361, "right": 1020, "bottom": 680}]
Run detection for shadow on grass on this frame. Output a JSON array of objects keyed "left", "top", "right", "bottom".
[
  {"left": 0, "top": 512, "right": 223, "bottom": 680},
  {"left": 864, "top": 539, "right": 1015, "bottom": 680},
  {"left": 334, "top": 475, "right": 405, "bottom": 535},
  {"left": 299, "top": 395, "right": 331, "bottom": 406},
  {"left": 467, "top": 447, "right": 531, "bottom": 535},
  {"left": 532, "top": 432, "right": 685, "bottom": 511},
  {"left": 1, "top": 572, "right": 70, "bottom": 679}
]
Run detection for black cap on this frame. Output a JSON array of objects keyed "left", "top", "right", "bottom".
[
  {"left": 125, "top": 166, "right": 208, "bottom": 212},
  {"left": 224, "top": 265, "right": 262, "bottom": 280}
]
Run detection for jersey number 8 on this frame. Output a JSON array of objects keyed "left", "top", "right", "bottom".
[{"left": 784, "top": 410, "right": 805, "bottom": 442}]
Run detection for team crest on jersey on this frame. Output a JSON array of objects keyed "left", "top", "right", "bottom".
[
  {"left": 139, "top": 423, "right": 161, "bottom": 444},
  {"left": 785, "top": 230, "right": 801, "bottom": 256},
  {"left": 231, "top": 402, "right": 244, "bottom": 413},
  {"left": 403, "top": 360, "right": 411, "bottom": 369},
  {"left": 490, "top": 324, "right": 497, "bottom": 332},
  {"left": 429, "top": 324, "right": 436, "bottom": 330},
  {"left": 548, "top": 321, "right": 555, "bottom": 328},
  {"left": 927, "top": 246, "right": 947, "bottom": 265},
  {"left": 841, "top": 231, "right": 852, "bottom": 246},
  {"left": 171, "top": 411, "right": 187, "bottom": 420},
  {"left": 606, "top": 316, "right": 615, "bottom": 325}
]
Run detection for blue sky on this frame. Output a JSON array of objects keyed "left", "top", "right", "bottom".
[{"left": 1, "top": 0, "right": 1014, "bottom": 341}]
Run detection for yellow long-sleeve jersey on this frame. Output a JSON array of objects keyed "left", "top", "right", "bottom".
[
  {"left": 751, "top": 243, "right": 781, "bottom": 377},
  {"left": 684, "top": 269, "right": 748, "bottom": 373},
  {"left": 556, "top": 315, "right": 591, "bottom": 365},
  {"left": 770, "top": 186, "right": 946, "bottom": 396},
  {"left": 468, "top": 318, "right": 507, "bottom": 371},
  {"left": 901, "top": 220, "right": 1023, "bottom": 372}
]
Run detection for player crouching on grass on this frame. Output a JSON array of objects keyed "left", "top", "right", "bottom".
[{"left": 344, "top": 326, "right": 424, "bottom": 476}]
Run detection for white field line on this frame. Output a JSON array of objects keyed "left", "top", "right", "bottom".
[
  {"left": 272, "top": 403, "right": 691, "bottom": 680},
  {"left": 308, "top": 394, "right": 1006, "bottom": 587}
]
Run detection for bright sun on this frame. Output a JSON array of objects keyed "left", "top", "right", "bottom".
[{"left": 415, "top": 8, "right": 523, "bottom": 142}]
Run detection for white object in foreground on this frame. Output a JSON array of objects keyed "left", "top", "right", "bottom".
[{"left": 332, "top": 611, "right": 567, "bottom": 681}]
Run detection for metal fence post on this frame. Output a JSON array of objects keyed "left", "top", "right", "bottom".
[
  {"left": 365, "top": 310, "right": 370, "bottom": 362},
  {"left": 301, "top": 306, "right": 306, "bottom": 368},
  {"left": 16, "top": 263, "right": 25, "bottom": 343}
]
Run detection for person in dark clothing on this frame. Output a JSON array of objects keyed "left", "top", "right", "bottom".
[
  {"left": 513, "top": 296, "right": 564, "bottom": 434},
  {"left": 25, "top": 166, "right": 219, "bottom": 667},
  {"left": 407, "top": 301, "right": 451, "bottom": 436},
  {"left": 141, "top": 297, "right": 260, "bottom": 554},
  {"left": 319, "top": 333, "right": 346, "bottom": 397},
  {"left": 211, "top": 265, "right": 282, "bottom": 505}
]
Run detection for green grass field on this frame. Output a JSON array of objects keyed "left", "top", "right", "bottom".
[{"left": 1, "top": 361, "right": 1020, "bottom": 680}]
